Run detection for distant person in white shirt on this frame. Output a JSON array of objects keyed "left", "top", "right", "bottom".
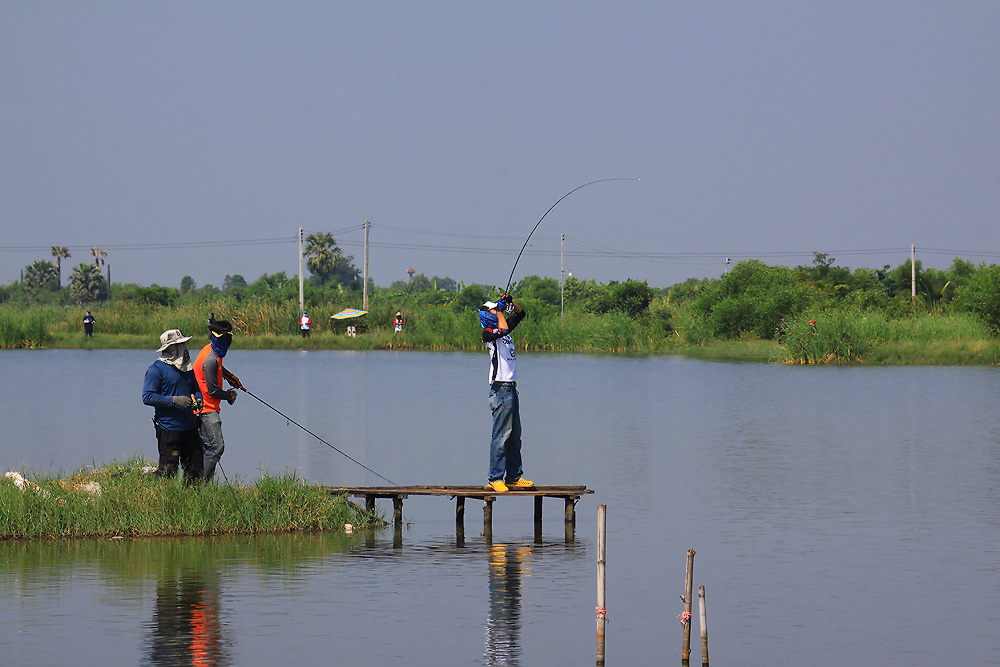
[{"left": 300, "top": 311, "right": 311, "bottom": 338}]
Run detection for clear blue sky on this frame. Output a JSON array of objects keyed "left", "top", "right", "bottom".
[{"left": 3, "top": 2, "right": 998, "bottom": 290}]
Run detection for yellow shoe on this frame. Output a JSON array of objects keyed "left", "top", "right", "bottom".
[
  {"left": 488, "top": 480, "right": 509, "bottom": 493},
  {"left": 510, "top": 478, "right": 534, "bottom": 488}
]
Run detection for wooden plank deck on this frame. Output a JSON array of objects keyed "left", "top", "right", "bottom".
[{"left": 323, "top": 485, "right": 594, "bottom": 535}]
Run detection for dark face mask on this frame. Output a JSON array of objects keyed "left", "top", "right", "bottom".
[{"left": 211, "top": 333, "right": 232, "bottom": 358}]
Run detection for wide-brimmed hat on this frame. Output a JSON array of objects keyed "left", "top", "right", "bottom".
[{"left": 157, "top": 329, "right": 192, "bottom": 352}]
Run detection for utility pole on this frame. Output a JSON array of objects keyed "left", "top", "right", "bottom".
[
  {"left": 298, "top": 227, "right": 305, "bottom": 313},
  {"left": 911, "top": 243, "right": 916, "bottom": 305},
  {"left": 560, "top": 233, "right": 565, "bottom": 324},
  {"left": 363, "top": 219, "right": 370, "bottom": 311}
]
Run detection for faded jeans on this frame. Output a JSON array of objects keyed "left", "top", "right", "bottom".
[
  {"left": 489, "top": 382, "right": 523, "bottom": 483},
  {"left": 199, "top": 411, "right": 226, "bottom": 481}
]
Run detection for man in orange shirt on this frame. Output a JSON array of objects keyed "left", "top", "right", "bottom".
[{"left": 194, "top": 320, "right": 242, "bottom": 481}]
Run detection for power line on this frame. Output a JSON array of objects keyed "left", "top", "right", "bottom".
[
  {"left": 0, "top": 237, "right": 296, "bottom": 252},
  {"left": 3, "top": 232, "right": 996, "bottom": 267}
]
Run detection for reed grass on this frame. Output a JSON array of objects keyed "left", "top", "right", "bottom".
[
  {"left": 779, "top": 311, "right": 996, "bottom": 364},
  {"left": 4, "top": 300, "right": 997, "bottom": 363},
  {"left": 0, "top": 458, "right": 381, "bottom": 540},
  {"left": 0, "top": 308, "right": 51, "bottom": 348},
  {"left": 678, "top": 339, "right": 782, "bottom": 362}
]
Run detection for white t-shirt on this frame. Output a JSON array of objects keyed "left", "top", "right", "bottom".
[
  {"left": 483, "top": 309, "right": 525, "bottom": 384},
  {"left": 486, "top": 334, "right": 517, "bottom": 383}
]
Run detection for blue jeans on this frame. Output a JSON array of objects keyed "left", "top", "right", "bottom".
[
  {"left": 199, "top": 411, "right": 226, "bottom": 481},
  {"left": 489, "top": 383, "right": 523, "bottom": 483}
]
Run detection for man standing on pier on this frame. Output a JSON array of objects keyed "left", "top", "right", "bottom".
[
  {"left": 194, "top": 320, "right": 243, "bottom": 481},
  {"left": 480, "top": 294, "right": 533, "bottom": 493}
]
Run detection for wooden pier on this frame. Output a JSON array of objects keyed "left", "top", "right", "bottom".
[{"left": 324, "top": 485, "right": 594, "bottom": 536}]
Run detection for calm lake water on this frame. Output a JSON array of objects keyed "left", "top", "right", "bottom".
[{"left": 2, "top": 349, "right": 999, "bottom": 666}]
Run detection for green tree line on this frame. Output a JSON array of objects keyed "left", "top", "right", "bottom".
[{"left": 3, "top": 242, "right": 1000, "bottom": 363}]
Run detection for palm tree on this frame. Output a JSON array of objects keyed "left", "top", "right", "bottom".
[
  {"left": 91, "top": 247, "right": 107, "bottom": 268},
  {"left": 23, "top": 260, "right": 57, "bottom": 303},
  {"left": 304, "top": 233, "right": 342, "bottom": 286},
  {"left": 69, "top": 262, "right": 109, "bottom": 305},
  {"left": 50, "top": 246, "right": 71, "bottom": 287}
]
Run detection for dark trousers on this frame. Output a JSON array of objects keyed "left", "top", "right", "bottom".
[
  {"left": 84, "top": 325, "right": 94, "bottom": 337},
  {"left": 301, "top": 328, "right": 310, "bottom": 337},
  {"left": 155, "top": 425, "right": 204, "bottom": 482}
]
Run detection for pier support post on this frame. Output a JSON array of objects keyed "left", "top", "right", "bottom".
[
  {"left": 564, "top": 497, "right": 576, "bottom": 525},
  {"left": 484, "top": 497, "right": 495, "bottom": 535},
  {"left": 456, "top": 496, "right": 466, "bottom": 529},
  {"left": 392, "top": 496, "right": 404, "bottom": 527},
  {"left": 365, "top": 496, "right": 376, "bottom": 514},
  {"left": 534, "top": 496, "right": 543, "bottom": 523}
]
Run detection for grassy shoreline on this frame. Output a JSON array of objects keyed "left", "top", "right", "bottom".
[
  {"left": 32, "top": 333, "right": 1000, "bottom": 365},
  {"left": 3, "top": 302, "right": 998, "bottom": 364},
  {"left": 1, "top": 458, "right": 383, "bottom": 541}
]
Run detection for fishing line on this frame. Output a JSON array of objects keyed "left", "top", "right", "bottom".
[
  {"left": 504, "top": 178, "right": 639, "bottom": 294},
  {"left": 238, "top": 386, "right": 397, "bottom": 486}
]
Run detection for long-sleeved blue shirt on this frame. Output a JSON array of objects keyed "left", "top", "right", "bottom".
[{"left": 142, "top": 360, "right": 200, "bottom": 431}]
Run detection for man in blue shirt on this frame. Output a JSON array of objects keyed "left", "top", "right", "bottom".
[{"left": 142, "top": 329, "right": 203, "bottom": 482}]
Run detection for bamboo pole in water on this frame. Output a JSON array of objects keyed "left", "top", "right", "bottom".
[
  {"left": 699, "top": 585, "right": 709, "bottom": 667},
  {"left": 596, "top": 504, "right": 607, "bottom": 665},
  {"left": 682, "top": 549, "right": 696, "bottom": 666}
]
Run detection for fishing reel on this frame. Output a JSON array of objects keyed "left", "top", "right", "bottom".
[
  {"left": 496, "top": 294, "right": 514, "bottom": 315},
  {"left": 191, "top": 396, "right": 204, "bottom": 413}
]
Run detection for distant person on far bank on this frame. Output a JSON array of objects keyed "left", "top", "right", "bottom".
[
  {"left": 479, "top": 294, "right": 533, "bottom": 493},
  {"left": 194, "top": 320, "right": 243, "bottom": 481},
  {"left": 83, "top": 311, "right": 95, "bottom": 337},
  {"left": 393, "top": 312, "right": 404, "bottom": 333},
  {"left": 142, "top": 329, "right": 203, "bottom": 482},
  {"left": 208, "top": 312, "right": 215, "bottom": 332},
  {"left": 300, "top": 311, "right": 311, "bottom": 338}
]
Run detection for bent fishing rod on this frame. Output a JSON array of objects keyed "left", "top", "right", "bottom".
[
  {"left": 503, "top": 177, "right": 640, "bottom": 295},
  {"left": 236, "top": 385, "right": 397, "bottom": 487}
]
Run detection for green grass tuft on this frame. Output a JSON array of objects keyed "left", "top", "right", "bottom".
[{"left": 0, "top": 458, "right": 382, "bottom": 540}]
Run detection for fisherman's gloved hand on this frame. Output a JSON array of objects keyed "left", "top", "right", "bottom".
[
  {"left": 171, "top": 395, "right": 194, "bottom": 410},
  {"left": 227, "top": 374, "right": 244, "bottom": 390},
  {"left": 500, "top": 294, "right": 514, "bottom": 314},
  {"left": 226, "top": 391, "right": 237, "bottom": 405}
]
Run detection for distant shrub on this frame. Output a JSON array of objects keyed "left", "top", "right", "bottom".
[
  {"left": 953, "top": 265, "right": 1000, "bottom": 333},
  {"left": 691, "top": 260, "right": 817, "bottom": 339}
]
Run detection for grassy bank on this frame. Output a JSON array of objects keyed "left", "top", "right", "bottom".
[
  {"left": 3, "top": 301, "right": 680, "bottom": 353},
  {"left": 3, "top": 301, "right": 999, "bottom": 364},
  {"left": 778, "top": 311, "right": 1000, "bottom": 364},
  {"left": 0, "top": 459, "right": 381, "bottom": 540}
]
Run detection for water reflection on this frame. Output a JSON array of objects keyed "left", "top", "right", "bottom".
[
  {"left": 484, "top": 542, "right": 530, "bottom": 667},
  {"left": 146, "top": 569, "right": 226, "bottom": 667}
]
